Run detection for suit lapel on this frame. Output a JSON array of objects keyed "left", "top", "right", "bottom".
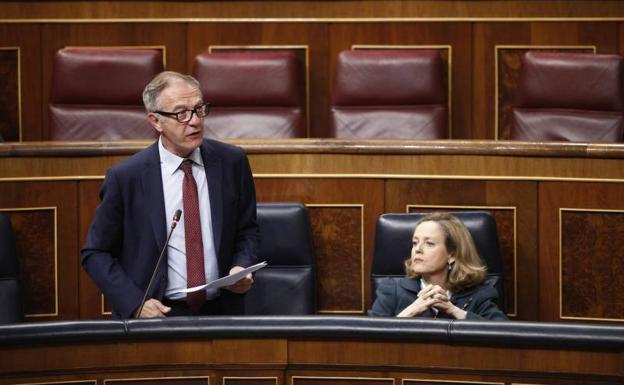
[
  {"left": 201, "top": 140, "right": 223, "bottom": 255},
  {"left": 141, "top": 142, "right": 167, "bottom": 252},
  {"left": 399, "top": 277, "right": 422, "bottom": 294}
]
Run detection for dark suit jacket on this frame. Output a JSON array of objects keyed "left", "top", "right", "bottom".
[
  {"left": 81, "top": 139, "right": 259, "bottom": 319},
  {"left": 369, "top": 277, "right": 508, "bottom": 320}
]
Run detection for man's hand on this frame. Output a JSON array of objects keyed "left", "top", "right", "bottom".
[
  {"left": 224, "top": 265, "right": 254, "bottom": 294},
  {"left": 135, "top": 298, "right": 171, "bottom": 318}
]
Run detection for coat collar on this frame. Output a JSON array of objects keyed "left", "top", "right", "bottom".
[
  {"left": 398, "top": 277, "right": 422, "bottom": 293},
  {"left": 141, "top": 141, "right": 167, "bottom": 251},
  {"left": 199, "top": 140, "right": 223, "bottom": 254}
]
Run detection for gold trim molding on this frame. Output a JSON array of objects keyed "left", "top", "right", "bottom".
[
  {"left": 8, "top": 381, "right": 96, "bottom": 385},
  {"left": 101, "top": 293, "right": 112, "bottom": 316}
]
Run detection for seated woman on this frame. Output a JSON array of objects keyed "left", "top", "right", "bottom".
[{"left": 369, "top": 212, "right": 507, "bottom": 320}]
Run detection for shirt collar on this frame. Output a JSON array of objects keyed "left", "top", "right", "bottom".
[{"left": 158, "top": 136, "right": 204, "bottom": 176}]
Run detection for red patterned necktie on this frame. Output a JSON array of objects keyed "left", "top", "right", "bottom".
[{"left": 180, "top": 159, "right": 206, "bottom": 311}]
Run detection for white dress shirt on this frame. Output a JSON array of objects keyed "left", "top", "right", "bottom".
[{"left": 158, "top": 137, "right": 219, "bottom": 300}]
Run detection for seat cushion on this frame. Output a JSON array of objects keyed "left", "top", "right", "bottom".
[
  {"left": 332, "top": 105, "right": 447, "bottom": 139},
  {"left": 512, "top": 108, "right": 624, "bottom": 142},
  {"left": 49, "top": 105, "right": 157, "bottom": 141},
  {"left": 204, "top": 107, "right": 303, "bottom": 139}
]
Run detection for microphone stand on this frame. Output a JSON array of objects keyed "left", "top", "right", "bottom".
[{"left": 136, "top": 209, "right": 181, "bottom": 318}]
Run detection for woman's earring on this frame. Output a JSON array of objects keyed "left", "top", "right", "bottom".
[{"left": 448, "top": 261, "right": 453, "bottom": 271}]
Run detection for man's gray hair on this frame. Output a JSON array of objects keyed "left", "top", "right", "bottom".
[{"left": 142, "top": 71, "right": 201, "bottom": 112}]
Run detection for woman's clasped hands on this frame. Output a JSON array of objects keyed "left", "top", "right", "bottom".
[{"left": 397, "top": 284, "right": 467, "bottom": 319}]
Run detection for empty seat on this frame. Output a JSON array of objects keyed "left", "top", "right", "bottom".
[
  {"left": 244, "top": 203, "right": 316, "bottom": 315},
  {"left": 49, "top": 47, "right": 163, "bottom": 140},
  {"left": 511, "top": 51, "right": 624, "bottom": 142},
  {"left": 331, "top": 49, "right": 447, "bottom": 139},
  {"left": 0, "top": 213, "right": 23, "bottom": 324},
  {"left": 193, "top": 51, "right": 306, "bottom": 138},
  {"left": 371, "top": 211, "right": 504, "bottom": 309}
]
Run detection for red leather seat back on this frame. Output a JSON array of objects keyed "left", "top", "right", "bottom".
[
  {"left": 49, "top": 48, "right": 163, "bottom": 141},
  {"left": 331, "top": 49, "right": 447, "bottom": 139},
  {"left": 511, "top": 51, "right": 624, "bottom": 142},
  {"left": 193, "top": 51, "right": 305, "bottom": 138}
]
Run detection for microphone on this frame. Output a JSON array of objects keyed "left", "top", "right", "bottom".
[{"left": 136, "top": 209, "right": 182, "bottom": 318}]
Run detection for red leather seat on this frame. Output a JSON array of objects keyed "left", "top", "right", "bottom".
[
  {"left": 511, "top": 51, "right": 624, "bottom": 142},
  {"left": 193, "top": 51, "right": 305, "bottom": 138},
  {"left": 331, "top": 49, "right": 447, "bottom": 139},
  {"left": 48, "top": 48, "right": 162, "bottom": 141}
]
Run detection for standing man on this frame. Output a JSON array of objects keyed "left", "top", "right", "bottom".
[{"left": 82, "top": 71, "right": 259, "bottom": 318}]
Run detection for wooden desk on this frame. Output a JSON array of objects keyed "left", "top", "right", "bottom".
[
  {"left": 1, "top": 140, "right": 623, "bottom": 322},
  {"left": 0, "top": 317, "right": 622, "bottom": 385}
]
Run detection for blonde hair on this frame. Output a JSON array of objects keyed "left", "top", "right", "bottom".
[{"left": 405, "top": 212, "right": 487, "bottom": 292}]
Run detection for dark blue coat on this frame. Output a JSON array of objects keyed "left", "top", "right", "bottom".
[
  {"left": 369, "top": 277, "right": 508, "bottom": 320},
  {"left": 81, "top": 139, "right": 259, "bottom": 318}
]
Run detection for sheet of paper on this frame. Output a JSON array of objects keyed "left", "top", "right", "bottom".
[{"left": 176, "top": 261, "right": 267, "bottom": 294}]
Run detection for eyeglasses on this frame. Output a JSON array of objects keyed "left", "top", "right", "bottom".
[{"left": 153, "top": 102, "right": 210, "bottom": 123}]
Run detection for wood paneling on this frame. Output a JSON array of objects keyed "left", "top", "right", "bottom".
[
  {"left": 213, "top": 339, "right": 287, "bottom": 364},
  {"left": 1, "top": 142, "right": 623, "bottom": 321},
  {"left": 328, "top": 22, "right": 472, "bottom": 139},
  {"left": 403, "top": 378, "right": 504, "bottom": 385},
  {"left": 3, "top": 1, "right": 624, "bottom": 19},
  {"left": 539, "top": 182, "right": 624, "bottom": 322},
  {"left": 0, "top": 48, "right": 19, "bottom": 142},
  {"left": 292, "top": 377, "right": 393, "bottom": 385},
  {"left": 309, "top": 206, "right": 363, "bottom": 313},
  {"left": 223, "top": 377, "right": 278, "bottom": 385},
  {"left": 186, "top": 23, "right": 329, "bottom": 138},
  {"left": 386, "top": 180, "right": 537, "bottom": 319},
  {"left": 40, "top": 23, "right": 187, "bottom": 139},
  {"left": 1, "top": 334, "right": 622, "bottom": 385},
  {"left": 0, "top": 23, "right": 40, "bottom": 141},
  {"left": 288, "top": 339, "right": 622, "bottom": 375},
  {"left": 560, "top": 210, "right": 624, "bottom": 321},
  {"left": 0, "top": 181, "right": 78, "bottom": 320},
  {"left": 105, "top": 378, "right": 209, "bottom": 385},
  {"left": 8, "top": 209, "right": 56, "bottom": 316},
  {"left": 254, "top": 178, "right": 384, "bottom": 312}
]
